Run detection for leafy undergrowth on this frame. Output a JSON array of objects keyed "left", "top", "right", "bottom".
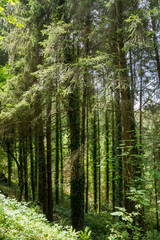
[{"left": 0, "top": 193, "right": 91, "bottom": 240}]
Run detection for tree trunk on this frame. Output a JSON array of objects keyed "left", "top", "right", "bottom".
[
  {"left": 93, "top": 110, "right": 97, "bottom": 212},
  {"left": 59, "top": 102, "right": 64, "bottom": 202},
  {"left": 97, "top": 107, "right": 101, "bottom": 213},
  {"left": 23, "top": 137, "right": 28, "bottom": 202},
  {"left": 68, "top": 85, "right": 84, "bottom": 231},
  {"left": 112, "top": 91, "right": 116, "bottom": 211},
  {"left": 115, "top": 82, "right": 123, "bottom": 207},
  {"left": 34, "top": 130, "right": 38, "bottom": 197},
  {"left": 7, "top": 141, "right": 12, "bottom": 187},
  {"left": 38, "top": 115, "right": 47, "bottom": 215},
  {"left": 139, "top": 56, "right": 146, "bottom": 233},
  {"left": 85, "top": 99, "right": 89, "bottom": 213},
  {"left": 105, "top": 109, "right": 110, "bottom": 205},
  {"left": 116, "top": 0, "right": 133, "bottom": 214},
  {"left": 55, "top": 91, "right": 60, "bottom": 205},
  {"left": 153, "top": 153, "right": 159, "bottom": 231},
  {"left": 81, "top": 70, "right": 87, "bottom": 213},
  {"left": 46, "top": 100, "right": 53, "bottom": 221},
  {"left": 29, "top": 128, "right": 35, "bottom": 202},
  {"left": 19, "top": 131, "right": 24, "bottom": 201},
  {"left": 150, "top": 0, "right": 160, "bottom": 83}
]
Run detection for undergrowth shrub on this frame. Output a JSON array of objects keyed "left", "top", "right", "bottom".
[{"left": 0, "top": 192, "right": 91, "bottom": 240}]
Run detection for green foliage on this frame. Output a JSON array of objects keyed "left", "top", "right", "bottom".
[
  {"left": 0, "top": 0, "right": 23, "bottom": 30},
  {"left": 127, "top": 188, "right": 149, "bottom": 207},
  {"left": 0, "top": 193, "right": 91, "bottom": 240},
  {"left": 85, "top": 212, "right": 111, "bottom": 240},
  {"left": 0, "top": 66, "right": 8, "bottom": 88},
  {"left": 147, "top": 230, "right": 160, "bottom": 240},
  {"left": 108, "top": 208, "right": 145, "bottom": 240},
  {"left": 78, "top": 227, "right": 92, "bottom": 240}
]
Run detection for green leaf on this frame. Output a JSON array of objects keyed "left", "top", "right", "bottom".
[
  {"left": 106, "top": 0, "right": 115, "bottom": 9},
  {"left": 0, "top": 6, "right": 4, "bottom": 13},
  {"left": 110, "top": 211, "right": 123, "bottom": 217},
  {"left": 9, "top": 0, "right": 19, "bottom": 5},
  {"left": 16, "top": 23, "right": 24, "bottom": 28}
]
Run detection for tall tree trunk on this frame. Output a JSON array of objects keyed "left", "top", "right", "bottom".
[
  {"left": 139, "top": 56, "right": 143, "bottom": 170},
  {"left": 150, "top": 0, "right": 160, "bottom": 83},
  {"left": 129, "top": 49, "right": 135, "bottom": 110},
  {"left": 105, "top": 109, "right": 110, "bottom": 205},
  {"left": 38, "top": 114, "right": 47, "bottom": 215},
  {"left": 23, "top": 137, "right": 28, "bottom": 202},
  {"left": 68, "top": 84, "right": 84, "bottom": 231},
  {"left": 112, "top": 91, "right": 116, "bottom": 211},
  {"left": 115, "top": 82, "right": 123, "bottom": 207},
  {"left": 55, "top": 90, "right": 60, "bottom": 205},
  {"left": 116, "top": 0, "right": 133, "bottom": 214},
  {"left": 97, "top": 106, "right": 101, "bottom": 213},
  {"left": 29, "top": 128, "right": 35, "bottom": 202},
  {"left": 34, "top": 130, "right": 38, "bottom": 197},
  {"left": 81, "top": 78, "right": 86, "bottom": 213},
  {"left": 93, "top": 110, "right": 97, "bottom": 212},
  {"left": 46, "top": 100, "right": 53, "bottom": 221},
  {"left": 153, "top": 152, "right": 159, "bottom": 231},
  {"left": 19, "top": 131, "right": 24, "bottom": 201},
  {"left": 85, "top": 99, "right": 89, "bottom": 213},
  {"left": 59, "top": 102, "right": 64, "bottom": 202},
  {"left": 139, "top": 56, "right": 145, "bottom": 233},
  {"left": 83, "top": 14, "right": 90, "bottom": 214},
  {"left": 7, "top": 141, "right": 12, "bottom": 187}
]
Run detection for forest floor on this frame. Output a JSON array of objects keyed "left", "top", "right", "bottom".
[
  {"left": 0, "top": 191, "right": 81, "bottom": 239},
  {"left": 0, "top": 180, "right": 109, "bottom": 240},
  {"left": 0, "top": 180, "right": 160, "bottom": 240}
]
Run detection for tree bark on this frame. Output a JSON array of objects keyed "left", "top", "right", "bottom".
[
  {"left": 150, "top": 0, "right": 160, "bottom": 83},
  {"left": 85, "top": 99, "right": 89, "bottom": 213},
  {"left": 18, "top": 130, "right": 24, "bottom": 201},
  {"left": 34, "top": 130, "right": 38, "bottom": 197},
  {"left": 55, "top": 89, "right": 60, "bottom": 205},
  {"left": 153, "top": 153, "right": 159, "bottom": 231},
  {"left": 23, "top": 137, "right": 28, "bottom": 202},
  {"left": 68, "top": 84, "right": 84, "bottom": 231},
  {"left": 46, "top": 100, "right": 53, "bottom": 221},
  {"left": 97, "top": 106, "right": 101, "bottom": 213},
  {"left": 7, "top": 141, "right": 12, "bottom": 187},
  {"left": 29, "top": 127, "right": 35, "bottom": 202},
  {"left": 93, "top": 110, "right": 97, "bottom": 212},
  {"left": 115, "top": 82, "right": 123, "bottom": 207},
  {"left": 59, "top": 102, "right": 64, "bottom": 202},
  {"left": 112, "top": 90, "right": 116, "bottom": 211},
  {"left": 116, "top": 0, "right": 133, "bottom": 214},
  {"left": 38, "top": 111, "right": 47, "bottom": 215},
  {"left": 105, "top": 110, "right": 110, "bottom": 205}
]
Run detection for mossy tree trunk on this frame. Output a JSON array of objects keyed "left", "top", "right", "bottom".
[{"left": 68, "top": 84, "right": 84, "bottom": 231}]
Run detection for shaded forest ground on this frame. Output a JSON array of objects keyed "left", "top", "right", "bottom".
[
  {"left": 0, "top": 177, "right": 109, "bottom": 240},
  {"left": 0, "top": 174, "right": 160, "bottom": 240}
]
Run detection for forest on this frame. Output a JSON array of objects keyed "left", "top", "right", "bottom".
[{"left": 0, "top": 0, "right": 160, "bottom": 239}]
